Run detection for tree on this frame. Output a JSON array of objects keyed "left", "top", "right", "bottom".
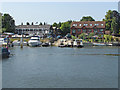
[
  {"left": 103, "top": 10, "right": 120, "bottom": 34},
  {"left": 0, "top": 13, "right": 2, "bottom": 33},
  {"left": 52, "top": 22, "right": 57, "bottom": 27},
  {"left": 57, "top": 22, "right": 62, "bottom": 28},
  {"left": 2, "top": 13, "right": 15, "bottom": 33},
  {"left": 21, "top": 22, "right": 23, "bottom": 25},
  {"left": 44, "top": 22, "right": 46, "bottom": 25},
  {"left": 31, "top": 22, "right": 34, "bottom": 25},
  {"left": 111, "top": 17, "right": 118, "bottom": 34},
  {"left": 60, "top": 21, "right": 71, "bottom": 36},
  {"left": 40, "top": 22, "right": 42, "bottom": 25},
  {"left": 26, "top": 22, "right": 30, "bottom": 25},
  {"left": 78, "top": 33, "right": 86, "bottom": 39},
  {"left": 87, "top": 32, "right": 94, "bottom": 39},
  {"left": 80, "top": 16, "right": 95, "bottom": 21}
]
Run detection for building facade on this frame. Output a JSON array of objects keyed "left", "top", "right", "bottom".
[
  {"left": 70, "top": 21, "right": 106, "bottom": 35},
  {"left": 15, "top": 25, "right": 51, "bottom": 35}
]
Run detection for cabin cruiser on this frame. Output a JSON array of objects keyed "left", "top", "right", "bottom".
[
  {"left": 93, "top": 43, "right": 106, "bottom": 46},
  {"left": 41, "top": 42, "right": 50, "bottom": 47},
  {"left": 28, "top": 36, "right": 41, "bottom": 47},
  {"left": 0, "top": 38, "right": 7, "bottom": 45},
  {"left": 73, "top": 39, "right": 83, "bottom": 48}
]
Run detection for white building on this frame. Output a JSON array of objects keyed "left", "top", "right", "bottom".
[{"left": 15, "top": 25, "right": 51, "bottom": 35}]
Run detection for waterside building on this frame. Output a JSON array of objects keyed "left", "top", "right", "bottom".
[{"left": 70, "top": 21, "right": 106, "bottom": 36}]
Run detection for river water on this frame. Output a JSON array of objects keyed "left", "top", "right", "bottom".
[{"left": 2, "top": 46, "right": 119, "bottom": 88}]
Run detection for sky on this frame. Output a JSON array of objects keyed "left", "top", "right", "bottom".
[{"left": 1, "top": 2, "right": 119, "bottom": 25}]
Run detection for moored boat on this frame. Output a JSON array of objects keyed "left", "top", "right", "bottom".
[
  {"left": 28, "top": 36, "right": 42, "bottom": 47},
  {"left": 93, "top": 43, "right": 106, "bottom": 46},
  {"left": 41, "top": 42, "right": 50, "bottom": 47},
  {"left": 73, "top": 39, "right": 83, "bottom": 48}
]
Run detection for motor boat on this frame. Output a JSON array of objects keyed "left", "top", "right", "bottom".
[
  {"left": 41, "top": 42, "right": 50, "bottom": 47},
  {"left": 12, "top": 40, "right": 20, "bottom": 46},
  {"left": 73, "top": 39, "right": 83, "bottom": 48},
  {"left": 28, "top": 36, "right": 42, "bottom": 47},
  {"left": 93, "top": 43, "right": 106, "bottom": 46}
]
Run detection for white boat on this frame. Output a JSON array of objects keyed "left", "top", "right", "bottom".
[
  {"left": 12, "top": 40, "right": 20, "bottom": 46},
  {"left": 0, "top": 38, "right": 7, "bottom": 45},
  {"left": 28, "top": 36, "right": 41, "bottom": 47},
  {"left": 73, "top": 39, "right": 83, "bottom": 48},
  {"left": 93, "top": 43, "right": 106, "bottom": 46}
]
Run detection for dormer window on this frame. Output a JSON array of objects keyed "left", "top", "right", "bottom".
[
  {"left": 95, "top": 24, "right": 99, "bottom": 26},
  {"left": 73, "top": 24, "right": 77, "bottom": 26},
  {"left": 83, "top": 24, "right": 88, "bottom": 26},
  {"left": 90, "top": 24, "right": 92, "bottom": 26}
]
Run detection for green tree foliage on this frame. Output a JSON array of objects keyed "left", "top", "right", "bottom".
[
  {"left": 78, "top": 33, "right": 86, "bottom": 39},
  {"left": 103, "top": 10, "right": 120, "bottom": 34},
  {"left": 60, "top": 21, "right": 72, "bottom": 36},
  {"left": 44, "top": 22, "right": 46, "bottom": 25},
  {"left": 2, "top": 13, "right": 15, "bottom": 33},
  {"left": 40, "top": 22, "right": 42, "bottom": 25},
  {"left": 52, "top": 22, "right": 57, "bottom": 27},
  {"left": 21, "top": 22, "right": 23, "bottom": 25},
  {"left": 31, "top": 22, "right": 34, "bottom": 25},
  {"left": 80, "top": 16, "right": 95, "bottom": 21},
  {"left": 111, "top": 17, "right": 118, "bottom": 34},
  {"left": 87, "top": 33, "right": 94, "bottom": 39},
  {"left": 0, "top": 13, "right": 2, "bottom": 33},
  {"left": 26, "top": 22, "right": 30, "bottom": 25}
]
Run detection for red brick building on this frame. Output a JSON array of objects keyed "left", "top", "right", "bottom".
[{"left": 70, "top": 21, "right": 105, "bottom": 35}]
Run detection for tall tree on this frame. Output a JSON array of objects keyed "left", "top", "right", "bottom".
[
  {"left": 80, "top": 16, "right": 95, "bottom": 21},
  {"left": 111, "top": 17, "right": 118, "bottom": 34},
  {"left": 31, "top": 22, "right": 34, "bottom": 25},
  {"left": 103, "top": 10, "right": 120, "bottom": 34},
  {"left": 26, "top": 22, "right": 30, "bottom": 25},
  {"left": 52, "top": 22, "right": 57, "bottom": 27},
  {"left": 60, "top": 21, "right": 72, "bottom": 36},
  {"left": 2, "top": 13, "right": 15, "bottom": 33},
  {"left": 0, "top": 13, "right": 2, "bottom": 33},
  {"left": 44, "top": 22, "right": 46, "bottom": 25},
  {"left": 21, "top": 22, "right": 23, "bottom": 25},
  {"left": 40, "top": 22, "right": 42, "bottom": 25}
]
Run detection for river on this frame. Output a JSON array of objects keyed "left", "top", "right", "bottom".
[{"left": 2, "top": 46, "right": 119, "bottom": 88}]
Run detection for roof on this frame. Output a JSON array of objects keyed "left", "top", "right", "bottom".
[
  {"left": 16, "top": 25, "right": 51, "bottom": 29},
  {"left": 71, "top": 21, "right": 105, "bottom": 29}
]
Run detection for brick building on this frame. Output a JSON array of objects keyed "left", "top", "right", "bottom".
[{"left": 70, "top": 21, "right": 106, "bottom": 36}]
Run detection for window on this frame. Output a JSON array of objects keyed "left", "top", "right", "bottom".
[
  {"left": 78, "top": 29, "right": 81, "bottom": 32},
  {"left": 100, "top": 29, "right": 103, "bottom": 31},
  {"left": 83, "top": 29, "right": 86, "bottom": 33},
  {"left": 83, "top": 24, "right": 88, "bottom": 26},
  {"left": 90, "top": 24, "right": 92, "bottom": 26},
  {"left": 89, "top": 29, "right": 92, "bottom": 32},
  {"left": 79, "top": 24, "right": 82, "bottom": 26},
  {"left": 94, "top": 29, "right": 98, "bottom": 33},
  {"left": 101, "top": 24, "right": 104, "bottom": 26},
  {"left": 73, "top": 24, "right": 77, "bottom": 26},
  {"left": 95, "top": 24, "right": 99, "bottom": 26},
  {"left": 72, "top": 29, "right": 76, "bottom": 33}
]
